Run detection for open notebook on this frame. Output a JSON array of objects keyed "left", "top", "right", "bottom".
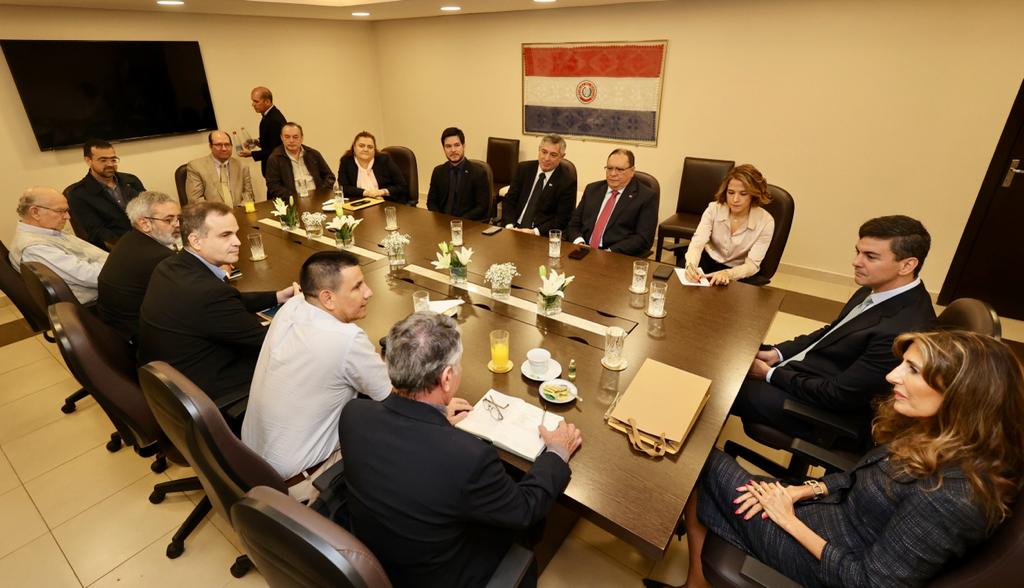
[{"left": 456, "top": 389, "right": 564, "bottom": 462}]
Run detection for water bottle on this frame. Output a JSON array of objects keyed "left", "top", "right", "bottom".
[
  {"left": 241, "top": 127, "right": 255, "bottom": 150},
  {"left": 232, "top": 131, "right": 243, "bottom": 155}
]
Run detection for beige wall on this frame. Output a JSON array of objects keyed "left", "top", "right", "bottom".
[
  {"left": 0, "top": 5, "right": 384, "bottom": 243},
  {"left": 372, "top": 0, "right": 1024, "bottom": 291}
]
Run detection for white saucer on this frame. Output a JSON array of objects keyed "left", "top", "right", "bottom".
[
  {"left": 521, "top": 359, "right": 562, "bottom": 382},
  {"left": 539, "top": 379, "right": 578, "bottom": 404}
]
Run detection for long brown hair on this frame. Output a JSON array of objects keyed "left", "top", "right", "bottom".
[
  {"left": 872, "top": 330, "right": 1024, "bottom": 528},
  {"left": 713, "top": 164, "right": 771, "bottom": 206}
]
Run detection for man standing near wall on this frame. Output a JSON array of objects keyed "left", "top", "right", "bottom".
[{"left": 240, "top": 86, "right": 287, "bottom": 178}]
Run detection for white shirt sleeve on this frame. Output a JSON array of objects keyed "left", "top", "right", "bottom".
[
  {"left": 344, "top": 329, "right": 393, "bottom": 401},
  {"left": 20, "top": 245, "right": 104, "bottom": 290}
]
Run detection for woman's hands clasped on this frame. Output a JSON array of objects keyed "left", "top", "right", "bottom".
[{"left": 734, "top": 480, "right": 802, "bottom": 531}]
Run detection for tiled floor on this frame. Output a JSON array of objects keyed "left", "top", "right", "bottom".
[{"left": 1, "top": 275, "right": 1021, "bottom": 587}]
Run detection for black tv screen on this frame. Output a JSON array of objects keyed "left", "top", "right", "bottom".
[{"left": 1, "top": 40, "right": 218, "bottom": 151}]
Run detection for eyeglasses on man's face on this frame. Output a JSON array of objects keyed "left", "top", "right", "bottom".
[
  {"left": 145, "top": 215, "right": 181, "bottom": 225},
  {"left": 92, "top": 156, "right": 120, "bottom": 164},
  {"left": 34, "top": 205, "right": 70, "bottom": 215},
  {"left": 604, "top": 165, "right": 633, "bottom": 173}
]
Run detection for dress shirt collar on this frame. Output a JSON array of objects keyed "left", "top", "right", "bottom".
[
  {"left": 869, "top": 277, "right": 921, "bottom": 303},
  {"left": 355, "top": 157, "right": 374, "bottom": 171},
  {"left": 286, "top": 147, "right": 305, "bottom": 163},
  {"left": 211, "top": 155, "right": 231, "bottom": 168},
  {"left": 261, "top": 105, "right": 277, "bottom": 118},
  {"left": 382, "top": 392, "right": 451, "bottom": 426},
  {"left": 185, "top": 249, "right": 228, "bottom": 281},
  {"left": 714, "top": 203, "right": 761, "bottom": 230},
  {"left": 17, "top": 221, "right": 63, "bottom": 237},
  {"left": 448, "top": 158, "right": 467, "bottom": 171}
]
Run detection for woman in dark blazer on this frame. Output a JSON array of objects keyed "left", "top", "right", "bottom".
[
  {"left": 337, "top": 131, "right": 409, "bottom": 204},
  {"left": 647, "top": 330, "right": 1024, "bottom": 588}
]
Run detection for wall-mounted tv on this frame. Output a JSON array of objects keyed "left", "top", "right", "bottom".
[{"left": 1, "top": 40, "right": 218, "bottom": 151}]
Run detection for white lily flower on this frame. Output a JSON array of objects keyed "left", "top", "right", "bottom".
[
  {"left": 327, "top": 215, "right": 362, "bottom": 231},
  {"left": 538, "top": 266, "right": 574, "bottom": 297},
  {"left": 270, "top": 198, "right": 289, "bottom": 217}
]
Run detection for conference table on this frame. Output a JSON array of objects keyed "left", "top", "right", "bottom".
[{"left": 229, "top": 193, "right": 785, "bottom": 562}]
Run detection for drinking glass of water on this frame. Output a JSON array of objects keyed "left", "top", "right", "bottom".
[
  {"left": 646, "top": 281, "right": 667, "bottom": 318},
  {"left": 548, "top": 229, "right": 562, "bottom": 258},
  {"left": 630, "top": 260, "right": 649, "bottom": 294}
]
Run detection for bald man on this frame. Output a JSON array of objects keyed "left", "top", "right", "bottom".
[
  {"left": 185, "top": 131, "right": 255, "bottom": 206},
  {"left": 9, "top": 186, "right": 108, "bottom": 304},
  {"left": 240, "top": 86, "right": 287, "bottom": 178}
]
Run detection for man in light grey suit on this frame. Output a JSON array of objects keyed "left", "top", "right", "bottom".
[{"left": 185, "top": 130, "right": 255, "bottom": 207}]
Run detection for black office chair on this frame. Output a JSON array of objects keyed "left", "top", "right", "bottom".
[
  {"left": 0, "top": 238, "right": 50, "bottom": 337},
  {"left": 634, "top": 171, "right": 661, "bottom": 258},
  {"left": 740, "top": 184, "right": 795, "bottom": 287},
  {"left": 656, "top": 157, "right": 734, "bottom": 262},
  {"left": 470, "top": 159, "right": 498, "bottom": 221},
  {"left": 486, "top": 137, "right": 520, "bottom": 219},
  {"left": 174, "top": 164, "right": 189, "bottom": 207},
  {"left": 381, "top": 146, "right": 419, "bottom": 206}
]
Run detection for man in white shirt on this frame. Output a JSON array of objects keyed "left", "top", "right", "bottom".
[
  {"left": 242, "top": 250, "right": 391, "bottom": 502},
  {"left": 8, "top": 186, "right": 108, "bottom": 304},
  {"left": 185, "top": 131, "right": 255, "bottom": 206}
]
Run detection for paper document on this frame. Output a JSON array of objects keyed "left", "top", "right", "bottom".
[
  {"left": 456, "top": 389, "right": 563, "bottom": 461},
  {"left": 675, "top": 267, "right": 710, "bottom": 287},
  {"left": 428, "top": 299, "right": 464, "bottom": 316}
]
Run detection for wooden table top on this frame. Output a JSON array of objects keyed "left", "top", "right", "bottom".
[{"left": 230, "top": 193, "right": 785, "bottom": 558}]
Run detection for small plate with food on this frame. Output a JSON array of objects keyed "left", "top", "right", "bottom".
[{"left": 539, "top": 379, "right": 578, "bottom": 404}]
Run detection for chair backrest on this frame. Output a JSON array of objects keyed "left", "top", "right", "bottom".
[
  {"left": 747, "top": 184, "right": 795, "bottom": 285},
  {"left": 486, "top": 137, "right": 520, "bottom": 192},
  {"left": 634, "top": 170, "right": 661, "bottom": 202},
  {"left": 470, "top": 159, "right": 498, "bottom": 219},
  {"left": 232, "top": 486, "right": 393, "bottom": 588},
  {"left": 928, "top": 488, "right": 1024, "bottom": 587},
  {"left": 174, "top": 164, "right": 189, "bottom": 207},
  {"left": 677, "top": 157, "right": 735, "bottom": 215},
  {"left": 138, "top": 361, "right": 288, "bottom": 521},
  {"left": 49, "top": 301, "right": 169, "bottom": 453},
  {"left": 20, "top": 261, "right": 78, "bottom": 311},
  {"left": 936, "top": 298, "right": 1002, "bottom": 339},
  {"left": 0, "top": 239, "right": 48, "bottom": 333},
  {"left": 380, "top": 146, "right": 419, "bottom": 206}
]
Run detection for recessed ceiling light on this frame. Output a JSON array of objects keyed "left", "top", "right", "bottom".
[
  {"left": 352, "top": 11, "right": 370, "bottom": 16},
  {"left": 156, "top": 0, "right": 184, "bottom": 5},
  {"left": 534, "top": 0, "right": 557, "bottom": 3},
  {"left": 440, "top": 6, "right": 462, "bottom": 11}
]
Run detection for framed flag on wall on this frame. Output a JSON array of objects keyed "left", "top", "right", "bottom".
[{"left": 522, "top": 41, "right": 668, "bottom": 146}]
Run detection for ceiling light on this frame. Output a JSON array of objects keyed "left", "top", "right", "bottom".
[
  {"left": 440, "top": 6, "right": 462, "bottom": 11},
  {"left": 156, "top": 0, "right": 185, "bottom": 5},
  {"left": 352, "top": 11, "right": 370, "bottom": 16},
  {"left": 534, "top": 0, "right": 557, "bottom": 3}
]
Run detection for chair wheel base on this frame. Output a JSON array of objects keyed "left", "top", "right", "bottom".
[
  {"left": 61, "top": 402, "right": 76, "bottom": 414},
  {"left": 150, "top": 456, "right": 168, "bottom": 473},
  {"left": 105, "top": 438, "right": 122, "bottom": 452},
  {"left": 230, "top": 557, "right": 253, "bottom": 578},
  {"left": 166, "top": 540, "right": 184, "bottom": 559},
  {"left": 149, "top": 491, "right": 166, "bottom": 504}
]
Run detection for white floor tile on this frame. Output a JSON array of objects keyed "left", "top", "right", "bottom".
[
  {"left": 0, "top": 378, "right": 87, "bottom": 445},
  {"left": 0, "top": 533, "right": 81, "bottom": 588},
  {"left": 538, "top": 536, "right": 642, "bottom": 587},
  {"left": 2, "top": 403, "right": 114, "bottom": 482},
  {"left": 0, "top": 356, "right": 73, "bottom": 408},
  {"left": 0, "top": 451, "right": 18, "bottom": 494},
  {"left": 0, "top": 486, "right": 49, "bottom": 559},
  {"left": 0, "top": 336, "right": 49, "bottom": 375}
]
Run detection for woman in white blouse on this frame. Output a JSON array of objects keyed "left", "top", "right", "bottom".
[
  {"left": 682, "top": 164, "right": 774, "bottom": 286},
  {"left": 337, "top": 131, "right": 409, "bottom": 204}
]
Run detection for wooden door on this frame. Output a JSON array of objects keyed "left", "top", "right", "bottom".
[{"left": 940, "top": 80, "right": 1024, "bottom": 320}]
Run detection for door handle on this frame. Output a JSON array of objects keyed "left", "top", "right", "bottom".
[{"left": 1003, "top": 158, "right": 1023, "bottom": 187}]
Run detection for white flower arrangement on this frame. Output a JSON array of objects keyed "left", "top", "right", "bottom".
[
  {"left": 270, "top": 197, "right": 297, "bottom": 226},
  {"left": 301, "top": 211, "right": 327, "bottom": 225},
  {"left": 381, "top": 232, "right": 411, "bottom": 254},
  {"left": 484, "top": 262, "right": 519, "bottom": 285},
  {"left": 431, "top": 241, "right": 474, "bottom": 270},
  {"left": 538, "top": 265, "right": 575, "bottom": 299},
  {"left": 327, "top": 214, "right": 362, "bottom": 238}
]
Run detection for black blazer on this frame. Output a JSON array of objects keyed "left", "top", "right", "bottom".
[
  {"left": 566, "top": 177, "right": 658, "bottom": 256},
  {"left": 264, "top": 145, "right": 337, "bottom": 201},
  {"left": 339, "top": 393, "right": 571, "bottom": 588},
  {"left": 138, "top": 251, "right": 276, "bottom": 404},
  {"left": 96, "top": 229, "right": 175, "bottom": 343},
  {"left": 772, "top": 282, "right": 936, "bottom": 412},
  {"left": 426, "top": 159, "right": 491, "bottom": 221},
  {"left": 66, "top": 171, "right": 145, "bottom": 249},
  {"left": 337, "top": 153, "right": 409, "bottom": 204},
  {"left": 252, "top": 105, "right": 287, "bottom": 177},
  {"left": 500, "top": 161, "right": 577, "bottom": 234}
]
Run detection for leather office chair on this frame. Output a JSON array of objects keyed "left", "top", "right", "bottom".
[
  {"left": 470, "top": 159, "right": 498, "bottom": 221},
  {"left": 487, "top": 137, "right": 520, "bottom": 218},
  {"left": 936, "top": 297, "right": 1001, "bottom": 339},
  {"left": 0, "top": 238, "right": 50, "bottom": 336},
  {"left": 656, "top": 157, "right": 735, "bottom": 262},
  {"left": 381, "top": 146, "right": 419, "bottom": 206},
  {"left": 740, "top": 184, "right": 795, "bottom": 287},
  {"left": 174, "top": 164, "right": 189, "bottom": 207},
  {"left": 634, "top": 171, "right": 661, "bottom": 258},
  {"left": 139, "top": 361, "right": 289, "bottom": 576},
  {"left": 232, "top": 485, "right": 393, "bottom": 588},
  {"left": 19, "top": 261, "right": 91, "bottom": 415}
]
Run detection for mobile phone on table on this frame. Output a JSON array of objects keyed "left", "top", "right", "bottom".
[
  {"left": 567, "top": 246, "right": 591, "bottom": 260},
  {"left": 652, "top": 264, "right": 674, "bottom": 280},
  {"left": 348, "top": 198, "right": 370, "bottom": 207},
  {"left": 482, "top": 226, "right": 502, "bottom": 236}
]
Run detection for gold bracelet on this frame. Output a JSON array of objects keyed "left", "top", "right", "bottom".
[{"left": 803, "top": 479, "right": 825, "bottom": 500}]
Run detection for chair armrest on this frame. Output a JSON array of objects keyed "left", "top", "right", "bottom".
[
  {"left": 740, "top": 554, "right": 803, "bottom": 588},
  {"left": 789, "top": 438, "right": 857, "bottom": 473},
  {"left": 312, "top": 458, "right": 345, "bottom": 493},
  {"left": 782, "top": 399, "right": 861, "bottom": 440},
  {"left": 662, "top": 241, "right": 690, "bottom": 252},
  {"left": 484, "top": 543, "right": 534, "bottom": 588}
]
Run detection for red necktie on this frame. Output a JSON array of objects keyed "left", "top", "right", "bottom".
[{"left": 588, "top": 189, "right": 619, "bottom": 249}]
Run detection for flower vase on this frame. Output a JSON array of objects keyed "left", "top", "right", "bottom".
[
  {"left": 490, "top": 279, "right": 512, "bottom": 301},
  {"left": 335, "top": 231, "right": 354, "bottom": 249},
  {"left": 387, "top": 246, "right": 407, "bottom": 271},
  {"left": 449, "top": 265, "right": 468, "bottom": 285},
  {"left": 537, "top": 293, "right": 562, "bottom": 316}
]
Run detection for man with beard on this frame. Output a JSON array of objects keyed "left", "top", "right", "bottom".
[{"left": 66, "top": 139, "right": 145, "bottom": 249}]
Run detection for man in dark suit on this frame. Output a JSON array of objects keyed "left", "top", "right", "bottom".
[
  {"left": 138, "top": 202, "right": 297, "bottom": 413},
  {"left": 733, "top": 215, "right": 936, "bottom": 441},
  {"left": 264, "top": 122, "right": 336, "bottom": 200},
  {"left": 240, "top": 86, "right": 287, "bottom": 178},
  {"left": 566, "top": 148, "right": 658, "bottom": 257},
  {"left": 340, "top": 312, "right": 582, "bottom": 588},
  {"left": 66, "top": 138, "right": 146, "bottom": 249},
  {"left": 96, "top": 191, "right": 181, "bottom": 343},
  {"left": 501, "top": 134, "right": 577, "bottom": 235},
  {"left": 426, "top": 127, "right": 491, "bottom": 221}
]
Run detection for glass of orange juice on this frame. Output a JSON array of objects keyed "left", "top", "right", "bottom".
[{"left": 488, "top": 329, "right": 512, "bottom": 373}]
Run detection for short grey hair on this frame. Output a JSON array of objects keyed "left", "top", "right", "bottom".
[
  {"left": 16, "top": 186, "right": 56, "bottom": 217},
  {"left": 386, "top": 312, "right": 463, "bottom": 397},
  {"left": 540, "top": 134, "right": 566, "bottom": 154},
  {"left": 126, "top": 191, "right": 177, "bottom": 225}
]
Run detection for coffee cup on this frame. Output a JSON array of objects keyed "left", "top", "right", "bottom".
[{"left": 526, "top": 348, "right": 551, "bottom": 378}]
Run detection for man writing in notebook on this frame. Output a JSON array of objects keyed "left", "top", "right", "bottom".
[{"left": 340, "top": 312, "right": 582, "bottom": 588}]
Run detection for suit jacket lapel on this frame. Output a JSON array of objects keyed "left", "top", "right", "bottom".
[
  {"left": 605, "top": 178, "right": 638, "bottom": 229},
  {"left": 813, "top": 286, "right": 915, "bottom": 351}
]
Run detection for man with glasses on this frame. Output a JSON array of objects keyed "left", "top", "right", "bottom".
[
  {"left": 66, "top": 139, "right": 146, "bottom": 250},
  {"left": 339, "top": 312, "right": 582, "bottom": 588},
  {"left": 566, "top": 148, "right": 658, "bottom": 257},
  {"left": 185, "top": 131, "right": 255, "bottom": 207},
  {"left": 501, "top": 134, "right": 577, "bottom": 235},
  {"left": 97, "top": 191, "right": 181, "bottom": 342},
  {"left": 9, "top": 186, "right": 108, "bottom": 304}
]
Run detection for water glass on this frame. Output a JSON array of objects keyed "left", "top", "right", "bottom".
[
  {"left": 248, "top": 233, "right": 266, "bottom": 261},
  {"left": 384, "top": 206, "right": 398, "bottom": 230},
  {"left": 450, "top": 219, "right": 463, "bottom": 246},
  {"left": 603, "top": 326, "right": 626, "bottom": 370},
  {"left": 548, "top": 229, "right": 562, "bottom": 258},
  {"left": 489, "top": 329, "right": 511, "bottom": 370},
  {"left": 412, "top": 290, "right": 430, "bottom": 312},
  {"left": 630, "top": 260, "right": 649, "bottom": 293},
  {"left": 305, "top": 218, "right": 324, "bottom": 240},
  {"left": 647, "top": 281, "right": 667, "bottom": 317},
  {"left": 297, "top": 176, "right": 311, "bottom": 198}
]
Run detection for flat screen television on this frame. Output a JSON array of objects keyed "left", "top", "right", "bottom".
[{"left": 1, "top": 40, "right": 218, "bottom": 151}]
